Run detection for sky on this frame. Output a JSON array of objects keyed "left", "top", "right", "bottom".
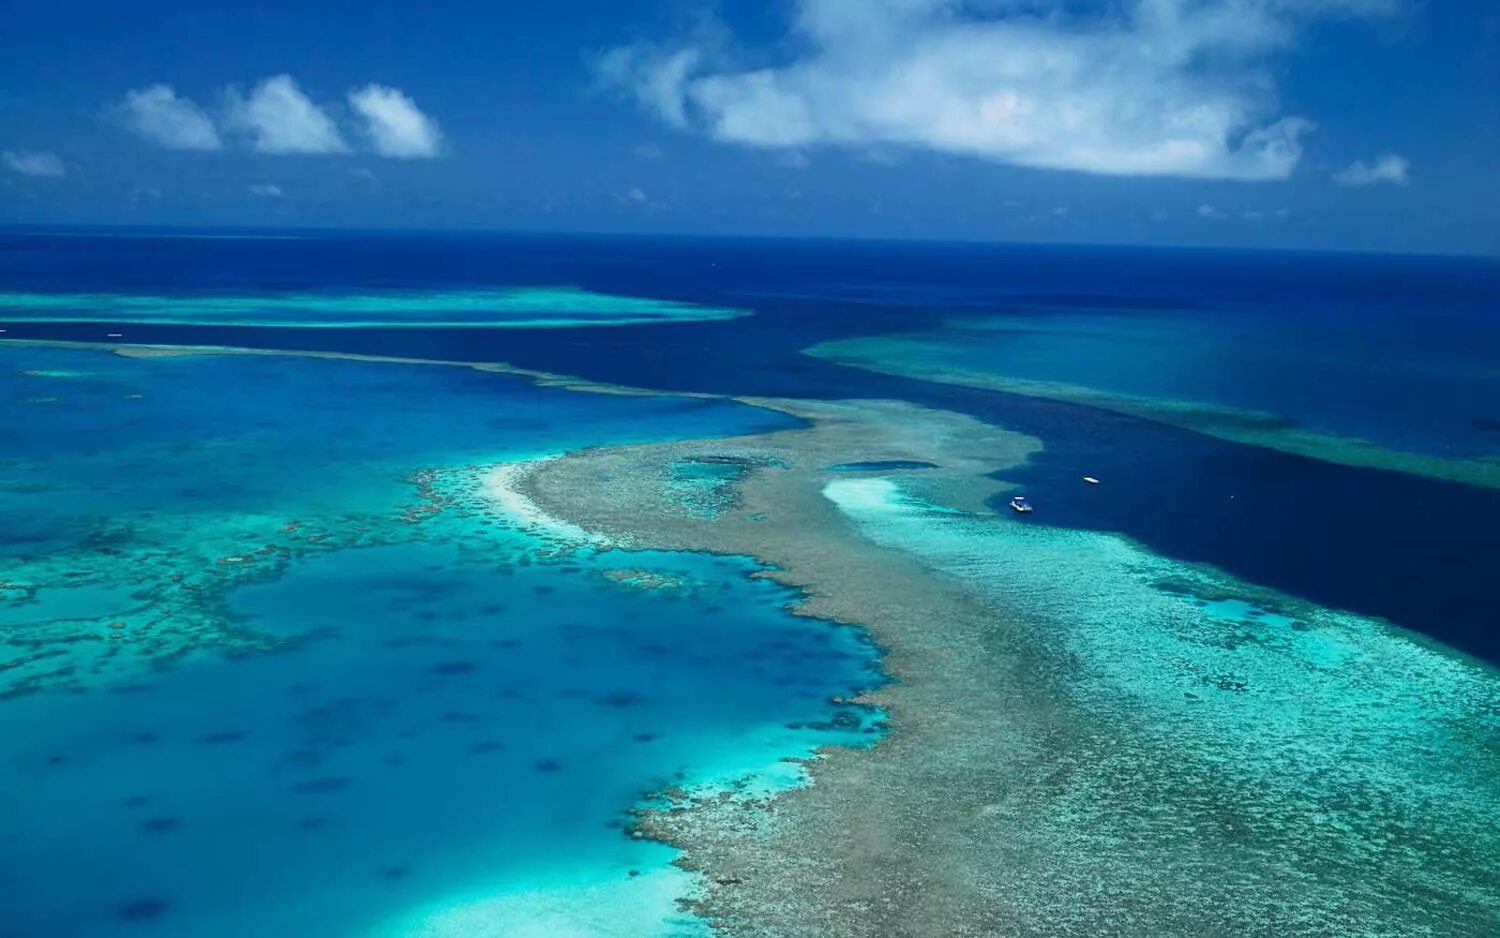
[{"left": 1, "top": 0, "right": 1496, "bottom": 254}]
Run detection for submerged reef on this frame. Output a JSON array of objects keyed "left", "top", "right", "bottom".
[
  {"left": 0, "top": 339, "right": 766, "bottom": 698},
  {"left": 516, "top": 394, "right": 1500, "bottom": 936},
  {"left": 6, "top": 337, "right": 1498, "bottom": 934},
  {"left": 809, "top": 335, "right": 1500, "bottom": 489},
  {"left": 0, "top": 286, "right": 747, "bottom": 329},
  {"left": 0, "top": 339, "right": 883, "bottom": 936}
]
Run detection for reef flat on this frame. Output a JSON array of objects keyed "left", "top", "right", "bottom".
[
  {"left": 809, "top": 335, "right": 1500, "bottom": 489},
  {"left": 517, "top": 395, "right": 1500, "bottom": 936},
  {"left": 0, "top": 286, "right": 747, "bottom": 329},
  {"left": 7, "top": 335, "right": 1498, "bottom": 935}
]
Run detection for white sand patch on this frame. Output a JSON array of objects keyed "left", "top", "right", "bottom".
[
  {"left": 377, "top": 863, "right": 708, "bottom": 938},
  {"left": 822, "top": 477, "right": 904, "bottom": 514},
  {"left": 482, "top": 460, "right": 605, "bottom": 546}
]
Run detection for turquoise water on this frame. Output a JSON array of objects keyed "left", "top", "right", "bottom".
[
  {"left": 0, "top": 287, "right": 747, "bottom": 329},
  {"left": 824, "top": 476, "right": 1500, "bottom": 932},
  {"left": 5, "top": 235, "right": 1498, "bottom": 933},
  {"left": 0, "top": 345, "right": 880, "bottom": 936}
]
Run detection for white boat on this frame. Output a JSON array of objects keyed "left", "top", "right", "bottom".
[
  {"left": 1083, "top": 476, "right": 1100, "bottom": 485},
  {"left": 1009, "top": 496, "right": 1034, "bottom": 513}
]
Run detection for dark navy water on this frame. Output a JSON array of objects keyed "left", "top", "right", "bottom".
[{"left": 3, "top": 228, "right": 1498, "bottom": 669}]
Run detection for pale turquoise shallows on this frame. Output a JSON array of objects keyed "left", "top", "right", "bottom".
[
  {"left": 0, "top": 287, "right": 748, "bottom": 328},
  {"left": 0, "top": 345, "right": 879, "bottom": 937},
  {"left": 823, "top": 476, "right": 1500, "bottom": 935}
]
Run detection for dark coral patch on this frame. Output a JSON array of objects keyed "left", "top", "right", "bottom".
[
  {"left": 281, "top": 748, "right": 324, "bottom": 769},
  {"left": 291, "top": 776, "right": 352, "bottom": 795},
  {"left": 118, "top": 898, "right": 169, "bottom": 922},
  {"left": 535, "top": 759, "right": 562, "bottom": 773},
  {"left": 198, "top": 730, "right": 247, "bottom": 745},
  {"left": 140, "top": 817, "right": 180, "bottom": 834},
  {"left": 595, "top": 691, "right": 645, "bottom": 708},
  {"left": 294, "top": 696, "right": 394, "bottom": 745},
  {"left": 430, "top": 661, "right": 477, "bottom": 676}
]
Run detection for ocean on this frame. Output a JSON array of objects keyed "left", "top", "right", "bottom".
[{"left": 1, "top": 229, "right": 1496, "bottom": 935}]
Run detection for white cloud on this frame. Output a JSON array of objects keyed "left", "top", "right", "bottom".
[
  {"left": 1333, "top": 153, "right": 1410, "bottom": 186},
  {"left": 120, "top": 85, "right": 222, "bottom": 151},
  {"left": 633, "top": 142, "right": 665, "bottom": 160},
  {"left": 618, "top": 186, "right": 672, "bottom": 210},
  {"left": 249, "top": 183, "right": 284, "bottom": 198},
  {"left": 597, "top": 47, "right": 702, "bottom": 129},
  {"left": 348, "top": 84, "right": 443, "bottom": 159},
  {"left": 600, "top": 0, "right": 1407, "bottom": 180},
  {"left": 228, "top": 75, "right": 347, "bottom": 155},
  {"left": 3, "top": 150, "right": 65, "bottom": 177},
  {"left": 117, "top": 76, "right": 446, "bottom": 160},
  {"left": 1198, "top": 203, "right": 1227, "bottom": 219}
]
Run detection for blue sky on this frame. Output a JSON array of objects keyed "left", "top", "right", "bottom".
[{"left": 1, "top": 1, "right": 1496, "bottom": 254}]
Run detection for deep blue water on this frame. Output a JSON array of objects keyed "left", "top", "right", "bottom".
[
  {"left": 3, "top": 229, "right": 1496, "bottom": 664},
  {"left": 911, "top": 306, "right": 1500, "bottom": 459}
]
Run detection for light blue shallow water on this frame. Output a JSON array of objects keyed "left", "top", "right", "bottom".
[
  {"left": 0, "top": 345, "right": 881, "bottom": 936},
  {"left": 0, "top": 541, "right": 880, "bottom": 936},
  {"left": 0, "top": 287, "right": 748, "bottom": 329},
  {"left": 822, "top": 476, "right": 1500, "bottom": 933}
]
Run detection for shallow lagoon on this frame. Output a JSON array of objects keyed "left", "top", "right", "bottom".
[
  {"left": 1, "top": 541, "right": 879, "bottom": 936},
  {"left": 0, "top": 346, "right": 879, "bottom": 936}
]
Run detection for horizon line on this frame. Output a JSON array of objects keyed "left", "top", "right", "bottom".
[{"left": 1, "top": 222, "right": 1496, "bottom": 263}]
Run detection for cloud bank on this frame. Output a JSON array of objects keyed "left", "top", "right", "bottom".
[
  {"left": 227, "top": 75, "right": 348, "bottom": 155},
  {"left": 1333, "top": 153, "right": 1410, "bottom": 186},
  {"left": 121, "top": 85, "right": 223, "bottom": 151},
  {"left": 348, "top": 85, "right": 444, "bottom": 159},
  {"left": 117, "top": 76, "right": 443, "bottom": 160},
  {"left": 3, "top": 150, "right": 66, "bottom": 177},
  {"left": 600, "top": 0, "right": 1406, "bottom": 180}
]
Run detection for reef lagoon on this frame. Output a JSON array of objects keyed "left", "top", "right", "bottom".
[{"left": 2, "top": 231, "right": 1498, "bottom": 936}]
